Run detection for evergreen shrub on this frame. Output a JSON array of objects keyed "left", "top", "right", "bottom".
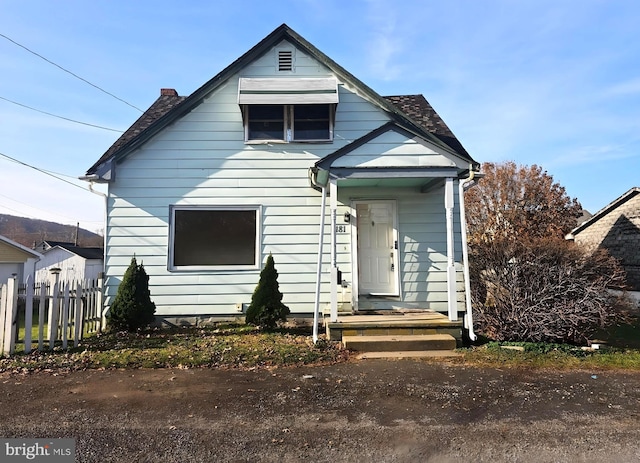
[
  {"left": 245, "top": 254, "right": 290, "bottom": 329},
  {"left": 107, "top": 257, "right": 156, "bottom": 332}
]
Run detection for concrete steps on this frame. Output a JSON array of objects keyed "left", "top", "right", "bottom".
[{"left": 342, "top": 333, "right": 457, "bottom": 352}]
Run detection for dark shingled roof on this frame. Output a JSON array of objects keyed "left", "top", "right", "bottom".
[
  {"left": 53, "top": 245, "right": 104, "bottom": 260},
  {"left": 86, "top": 25, "right": 477, "bottom": 176},
  {"left": 40, "top": 240, "right": 75, "bottom": 248},
  {"left": 91, "top": 92, "right": 187, "bottom": 170},
  {"left": 383, "top": 95, "right": 470, "bottom": 159}
]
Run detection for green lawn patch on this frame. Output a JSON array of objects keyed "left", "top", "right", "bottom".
[
  {"left": 460, "top": 313, "right": 640, "bottom": 370},
  {"left": 460, "top": 341, "right": 640, "bottom": 370}
]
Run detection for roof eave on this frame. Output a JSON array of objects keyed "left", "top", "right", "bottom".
[
  {"left": 0, "top": 235, "right": 43, "bottom": 259},
  {"left": 315, "top": 121, "right": 475, "bottom": 172},
  {"left": 571, "top": 187, "right": 640, "bottom": 235},
  {"left": 86, "top": 23, "right": 480, "bottom": 174},
  {"left": 86, "top": 24, "right": 299, "bottom": 174}
]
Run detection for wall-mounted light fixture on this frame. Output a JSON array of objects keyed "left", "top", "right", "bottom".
[{"left": 344, "top": 211, "right": 351, "bottom": 223}]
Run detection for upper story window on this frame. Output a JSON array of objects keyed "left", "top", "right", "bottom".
[
  {"left": 244, "top": 104, "right": 333, "bottom": 142},
  {"left": 238, "top": 77, "right": 339, "bottom": 143},
  {"left": 293, "top": 104, "right": 331, "bottom": 140},
  {"left": 247, "top": 105, "right": 285, "bottom": 140}
]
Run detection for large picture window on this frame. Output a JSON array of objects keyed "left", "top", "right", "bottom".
[
  {"left": 244, "top": 104, "right": 333, "bottom": 142},
  {"left": 169, "top": 206, "right": 260, "bottom": 270}
]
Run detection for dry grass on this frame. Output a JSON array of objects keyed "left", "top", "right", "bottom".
[{"left": 0, "top": 324, "right": 349, "bottom": 373}]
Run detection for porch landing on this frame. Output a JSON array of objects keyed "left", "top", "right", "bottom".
[{"left": 325, "top": 311, "right": 463, "bottom": 356}]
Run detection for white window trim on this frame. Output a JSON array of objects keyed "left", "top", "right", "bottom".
[
  {"left": 243, "top": 104, "right": 334, "bottom": 144},
  {"left": 168, "top": 205, "right": 262, "bottom": 272}
]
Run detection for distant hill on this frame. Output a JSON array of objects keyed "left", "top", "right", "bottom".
[{"left": 0, "top": 214, "right": 103, "bottom": 249}]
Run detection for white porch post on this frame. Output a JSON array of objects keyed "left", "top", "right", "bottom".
[
  {"left": 329, "top": 178, "right": 338, "bottom": 322},
  {"left": 445, "top": 177, "right": 458, "bottom": 321}
]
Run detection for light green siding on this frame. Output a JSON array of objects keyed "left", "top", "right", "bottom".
[
  {"left": 102, "top": 40, "right": 468, "bottom": 319},
  {"left": 332, "top": 130, "right": 465, "bottom": 169},
  {"left": 336, "top": 185, "right": 464, "bottom": 313}
]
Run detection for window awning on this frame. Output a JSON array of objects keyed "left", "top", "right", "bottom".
[{"left": 238, "top": 77, "right": 339, "bottom": 104}]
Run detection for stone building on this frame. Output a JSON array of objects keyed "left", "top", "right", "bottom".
[{"left": 568, "top": 187, "right": 640, "bottom": 290}]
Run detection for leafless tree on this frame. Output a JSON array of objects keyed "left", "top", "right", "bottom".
[{"left": 466, "top": 162, "right": 629, "bottom": 343}]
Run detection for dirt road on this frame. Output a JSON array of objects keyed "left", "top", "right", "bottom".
[{"left": 1, "top": 360, "right": 639, "bottom": 462}]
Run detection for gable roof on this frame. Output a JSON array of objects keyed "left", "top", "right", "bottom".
[
  {"left": 383, "top": 95, "right": 470, "bottom": 160},
  {"left": 47, "top": 245, "right": 104, "bottom": 260},
  {"left": 98, "top": 90, "right": 187, "bottom": 165},
  {"left": 571, "top": 187, "right": 640, "bottom": 236},
  {"left": 315, "top": 120, "right": 465, "bottom": 172},
  {"left": 84, "top": 24, "right": 478, "bottom": 177},
  {"left": 37, "top": 240, "right": 75, "bottom": 249},
  {"left": 0, "top": 234, "right": 42, "bottom": 259}
]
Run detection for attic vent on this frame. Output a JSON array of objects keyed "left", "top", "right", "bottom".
[{"left": 278, "top": 50, "right": 294, "bottom": 71}]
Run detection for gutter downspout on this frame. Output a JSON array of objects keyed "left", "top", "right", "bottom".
[
  {"left": 313, "top": 185, "right": 327, "bottom": 344},
  {"left": 310, "top": 168, "right": 327, "bottom": 344},
  {"left": 87, "top": 181, "right": 107, "bottom": 266},
  {"left": 459, "top": 166, "right": 477, "bottom": 342}
]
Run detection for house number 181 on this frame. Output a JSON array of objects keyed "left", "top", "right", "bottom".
[{"left": 335, "top": 225, "right": 347, "bottom": 233}]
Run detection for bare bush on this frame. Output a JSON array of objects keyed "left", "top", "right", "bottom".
[
  {"left": 471, "top": 239, "right": 631, "bottom": 344},
  {"left": 465, "top": 162, "right": 582, "bottom": 245}
]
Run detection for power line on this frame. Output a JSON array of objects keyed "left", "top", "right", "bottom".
[
  {"left": 0, "top": 95, "right": 124, "bottom": 132},
  {"left": 2, "top": 150, "right": 99, "bottom": 182},
  {"left": 0, "top": 151, "right": 89, "bottom": 192},
  {"left": 0, "top": 202, "right": 31, "bottom": 217},
  {"left": 0, "top": 32, "right": 144, "bottom": 113},
  {"left": 39, "top": 167, "right": 89, "bottom": 180},
  {"left": 0, "top": 192, "right": 102, "bottom": 224}
]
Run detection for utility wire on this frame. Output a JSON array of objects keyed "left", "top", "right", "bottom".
[
  {"left": 0, "top": 150, "right": 87, "bottom": 180},
  {"left": 38, "top": 167, "right": 88, "bottom": 180},
  {"left": 0, "top": 192, "right": 102, "bottom": 224},
  {"left": 0, "top": 32, "right": 144, "bottom": 113},
  {"left": 0, "top": 151, "right": 89, "bottom": 192},
  {"left": 0, "top": 202, "right": 29, "bottom": 216},
  {"left": 0, "top": 95, "right": 124, "bottom": 132}
]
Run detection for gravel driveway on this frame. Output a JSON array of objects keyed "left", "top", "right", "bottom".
[{"left": 1, "top": 359, "right": 639, "bottom": 462}]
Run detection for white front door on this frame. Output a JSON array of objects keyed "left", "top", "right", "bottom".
[{"left": 356, "top": 201, "right": 398, "bottom": 295}]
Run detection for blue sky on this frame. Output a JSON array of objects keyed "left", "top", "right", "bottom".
[{"left": 1, "top": 0, "right": 639, "bottom": 233}]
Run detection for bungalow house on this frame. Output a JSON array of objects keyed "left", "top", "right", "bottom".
[
  {"left": 568, "top": 187, "right": 640, "bottom": 291},
  {"left": 0, "top": 234, "right": 41, "bottom": 284},
  {"left": 82, "top": 24, "right": 481, "bottom": 343},
  {"left": 34, "top": 243, "right": 103, "bottom": 283}
]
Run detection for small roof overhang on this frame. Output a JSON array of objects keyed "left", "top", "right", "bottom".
[
  {"left": 238, "top": 77, "right": 339, "bottom": 105},
  {"left": 311, "top": 121, "right": 475, "bottom": 191}
]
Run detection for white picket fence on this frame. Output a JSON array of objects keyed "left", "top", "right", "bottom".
[{"left": 0, "top": 273, "right": 103, "bottom": 356}]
